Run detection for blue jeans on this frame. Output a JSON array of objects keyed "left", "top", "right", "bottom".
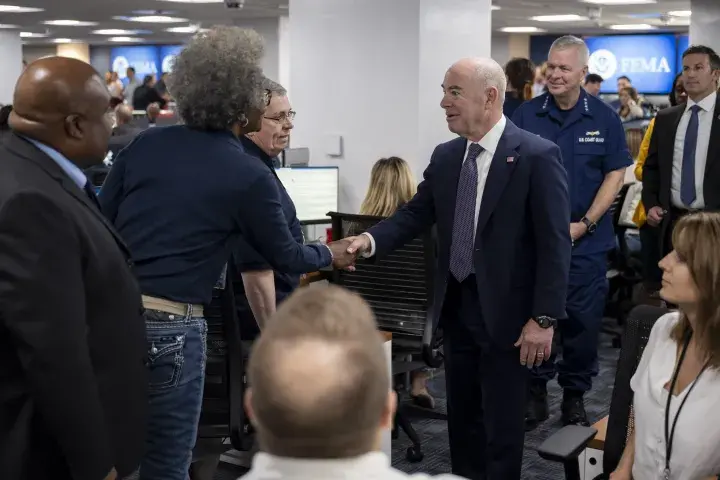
[{"left": 139, "top": 310, "right": 207, "bottom": 480}]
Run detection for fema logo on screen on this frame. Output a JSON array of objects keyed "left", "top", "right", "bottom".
[
  {"left": 588, "top": 49, "right": 618, "bottom": 80},
  {"left": 162, "top": 55, "right": 176, "bottom": 74},
  {"left": 112, "top": 56, "right": 130, "bottom": 79}
]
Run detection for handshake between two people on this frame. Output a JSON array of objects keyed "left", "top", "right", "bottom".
[{"left": 326, "top": 234, "right": 372, "bottom": 270}]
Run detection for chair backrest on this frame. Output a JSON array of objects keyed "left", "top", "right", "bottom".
[
  {"left": 197, "top": 268, "right": 253, "bottom": 450},
  {"left": 327, "top": 212, "right": 442, "bottom": 367},
  {"left": 603, "top": 304, "right": 670, "bottom": 473}
]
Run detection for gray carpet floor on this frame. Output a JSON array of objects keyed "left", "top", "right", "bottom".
[{"left": 215, "top": 330, "right": 620, "bottom": 479}]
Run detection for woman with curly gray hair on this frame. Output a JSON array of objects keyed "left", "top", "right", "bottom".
[{"left": 98, "top": 25, "right": 352, "bottom": 480}]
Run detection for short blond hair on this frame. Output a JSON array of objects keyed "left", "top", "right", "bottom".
[{"left": 248, "top": 286, "right": 389, "bottom": 458}]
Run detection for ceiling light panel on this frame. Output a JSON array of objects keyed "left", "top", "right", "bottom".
[
  {"left": 114, "top": 15, "right": 188, "bottom": 23},
  {"left": 500, "top": 26, "right": 546, "bottom": 33},
  {"left": 20, "top": 31, "right": 47, "bottom": 38},
  {"left": 156, "top": 0, "right": 223, "bottom": 2},
  {"left": 668, "top": 10, "right": 691, "bottom": 17},
  {"left": 0, "top": 5, "right": 43, "bottom": 12},
  {"left": 52, "top": 38, "right": 73, "bottom": 43},
  {"left": 531, "top": 14, "right": 588, "bottom": 22},
  {"left": 582, "top": 0, "right": 656, "bottom": 4},
  {"left": 0, "top": 23, "right": 19, "bottom": 28},
  {"left": 43, "top": 20, "right": 98, "bottom": 26},
  {"left": 109, "top": 36, "right": 145, "bottom": 42},
  {"left": 93, "top": 29, "right": 147, "bottom": 35},
  {"left": 609, "top": 23, "right": 656, "bottom": 30}
]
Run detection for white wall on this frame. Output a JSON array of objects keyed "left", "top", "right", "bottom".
[
  {"left": 289, "top": 0, "right": 492, "bottom": 212},
  {"left": 491, "top": 34, "right": 511, "bottom": 66},
  {"left": 1, "top": 31, "right": 23, "bottom": 104}
]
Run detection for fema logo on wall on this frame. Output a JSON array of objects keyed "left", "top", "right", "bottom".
[
  {"left": 588, "top": 49, "right": 618, "bottom": 80},
  {"left": 112, "top": 56, "right": 130, "bottom": 79}
]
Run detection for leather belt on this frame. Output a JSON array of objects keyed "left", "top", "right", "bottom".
[{"left": 141, "top": 295, "right": 204, "bottom": 318}]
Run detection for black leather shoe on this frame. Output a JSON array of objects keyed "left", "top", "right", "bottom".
[
  {"left": 561, "top": 392, "right": 590, "bottom": 426},
  {"left": 525, "top": 382, "right": 549, "bottom": 431}
]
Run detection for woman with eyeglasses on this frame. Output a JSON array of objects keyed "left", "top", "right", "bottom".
[
  {"left": 232, "top": 79, "right": 304, "bottom": 340},
  {"left": 98, "top": 27, "right": 352, "bottom": 480}
]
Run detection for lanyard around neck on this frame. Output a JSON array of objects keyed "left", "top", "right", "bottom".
[{"left": 663, "top": 332, "right": 710, "bottom": 479}]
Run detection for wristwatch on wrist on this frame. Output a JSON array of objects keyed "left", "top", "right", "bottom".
[
  {"left": 580, "top": 216, "right": 597, "bottom": 235},
  {"left": 534, "top": 316, "right": 557, "bottom": 329}
]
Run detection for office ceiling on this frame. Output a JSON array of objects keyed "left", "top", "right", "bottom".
[{"left": 4, "top": 0, "right": 692, "bottom": 45}]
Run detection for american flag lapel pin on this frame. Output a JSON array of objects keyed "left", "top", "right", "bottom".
[{"left": 506, "top": 156, "right": 514, "bottom": 163}]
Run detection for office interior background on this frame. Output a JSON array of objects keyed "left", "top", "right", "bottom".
[
  {"left": 1, "top": 1, "right": 719, "bottom": 477},
  {"left": 0, "top": 0, "right": 717, "bottom": 218}
]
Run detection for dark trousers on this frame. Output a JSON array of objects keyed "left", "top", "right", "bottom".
[
  {"left": 639, "top": 224, "right": 662, "bottom": 290},
  {"left": 442, "top": 275, "right": 528, "bottom": 480},
  {"left": 531, "top": 253, "right": 608, "bottom": 393}
]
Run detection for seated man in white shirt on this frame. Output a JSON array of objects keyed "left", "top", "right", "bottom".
[{"left": 240, "top": 285, "right": 463, "bottom": 480}]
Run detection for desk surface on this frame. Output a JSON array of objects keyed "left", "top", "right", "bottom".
[{"left": 588, "top": 416, "right": 608, "bottom": 450}]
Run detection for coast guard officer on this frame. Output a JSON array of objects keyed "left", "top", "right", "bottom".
[{"left": 512, "top": 35, "right": 631, "bottom": 430}]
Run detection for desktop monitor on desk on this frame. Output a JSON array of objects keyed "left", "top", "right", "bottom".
[{"left": 275, "top": 166, "right": 339, "bottom": 224}]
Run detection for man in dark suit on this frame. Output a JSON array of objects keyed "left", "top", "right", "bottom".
[
  {"left": 345, "top": 57, "right": 571, "bottom": 480},
  {"left": 0, "top": 57, "right": 147, "bottom": 480},
  {"left": 643, "top": 45, "right": 720, "bottom": 254}
]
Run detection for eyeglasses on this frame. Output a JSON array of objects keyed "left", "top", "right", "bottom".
[{"left": 263, "top": 110, "right": 296, "bottom": 123}]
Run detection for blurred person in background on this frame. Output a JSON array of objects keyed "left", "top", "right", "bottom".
[
  {"left": 532, "top": 62, "right": 548, "bottom": 97},
  {"left": 609, "top": 212, "right": 720, "bottom": 480},
  {"left": 358, "top": 156, "right": 437, "bottom": 409},
  {"left": 132, "top": 75, "right": 166, "bottom": 111},
  {"left": 617, "top": 86, "right": 645, "bottom": 121},
  {"left": 584, "top": 73, "right": 604, "bottom": 97},
  {"left": 503, "top": 57, "right": 535, "bottom": 118},
  {"left": 123, "top": 66, "right": 139, "bottom": 104},
  {"left": 632, "top": 73, "right": 687, "bottom": 299},
  {"left": 241, "top": 285, "right": 463, "bottom": 480},
  {"left": 107, "top": 71, "right": 124, "bottom": 101},
  {"left": 99, "top": 26, "right": 354, "bottom": 480},
  {"left": 146, "top": 103, "right": 162, "bottom": 127}
]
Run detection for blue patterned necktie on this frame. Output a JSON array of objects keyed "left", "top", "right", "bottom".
[
  {"left": 681, "top": 104, "right": 701, "bottom": 207},
  {"left": 449, "top": 143, "right": 483, "bottom": 282}
]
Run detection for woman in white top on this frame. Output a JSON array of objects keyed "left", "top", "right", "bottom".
[{"left": 610, "top": 212, "right": 720, "bottom": 480}]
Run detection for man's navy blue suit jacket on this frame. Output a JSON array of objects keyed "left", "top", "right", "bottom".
[{"left": 367, "top": 120, "right": 572, "bottom": 348}]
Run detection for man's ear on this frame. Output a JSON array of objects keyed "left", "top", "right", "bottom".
[{"left": 64, "top": 114, "right": 83, "bottom": 140}]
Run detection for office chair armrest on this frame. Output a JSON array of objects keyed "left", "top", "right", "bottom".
[{"left": 537, "top": 425, "right": 598, "bottom": 463}]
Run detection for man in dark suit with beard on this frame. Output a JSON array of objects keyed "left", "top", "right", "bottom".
[
  {"left": 0, "top": 56, "right": 147, "bottom": 480},
  {"left": 344, "top": 57, "right": 571, "bottom": 479}
]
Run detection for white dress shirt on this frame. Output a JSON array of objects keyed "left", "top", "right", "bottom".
[
  {"left": 239, "top": 452, "right": 464, "bottom": 480},
  {"left": 629, "top": 312, "right": 720, "bottom": 480},
  {"left": 671, "top": 91, "right": 716, "bottom": 209},
  {"left": 363, "top": 116, "right": 508, "bottom": 256}
]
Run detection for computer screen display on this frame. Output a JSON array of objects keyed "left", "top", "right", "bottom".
[
  {"left": 275, "top": 167, "right": 339, "bottom": 223},
  {"left": 585, "top": 34, "right": 678, "bottom": 94}
]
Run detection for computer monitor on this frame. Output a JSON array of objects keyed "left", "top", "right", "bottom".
[{"left": 275, "top": 166, "right": 339, "bottom": 223}]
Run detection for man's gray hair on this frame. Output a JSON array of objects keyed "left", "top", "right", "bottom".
[
  {"left": 472, "top": 58, "right": 507, "bottom": 102},
  {"left": 264, "top": 78, "right": 287, "bottom": 97},
  {"left": 550, "top": 35, "right": 590, "bottom": 66},
  {"left": 167, "top": 25, "right": 266, "bottom": 130}
]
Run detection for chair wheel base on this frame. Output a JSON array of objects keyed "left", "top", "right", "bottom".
[{"left": 406, "top": 445, "right": 424, "bottom": 463}]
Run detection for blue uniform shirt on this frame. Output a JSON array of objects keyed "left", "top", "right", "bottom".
[
  {"left": 512, "top": 89, "right": 632, "bottom": 255},
  {"left": 99, "top": 125, "right": 332, "bottom": 305},
  {"left": 233, "top": 137, "right": 304, "bottom": 338}
]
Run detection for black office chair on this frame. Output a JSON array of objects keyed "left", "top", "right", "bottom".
[
  {"left": 537, "top": 305, "right": 669, "bottom": 480},
  {"left": 604, "top": 184, "right": 643, "bottom": 346},
  {"left": 196, "top": 268, "right": 254, "bottom": 452},
  {"left": 327, "top": 212, "right": 445, "bottom": 463}
]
